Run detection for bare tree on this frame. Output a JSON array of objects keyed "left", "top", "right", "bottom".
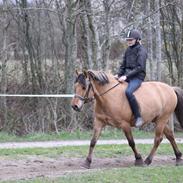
[
  {"left": 146, "top": 0, "right": 154, "bottom": 80},
  {"left": 101, "top": 0, "right": 114, "bottom": 71},
  {"left": 160, "top": 3, "right": 175, "bottom": 84},
  {"left": 63, "top": 0, "right": 78, "bottom": 94},
  {"left": 154, "top": 0, "right": 162, "bottom": 80},
  {"left": 160, "top": 0, "right": 183, "bottom": 86},
  {"left": 77, "top": 0, "right": 93, "bottom": 69},
  {"left": 0, "top": 0, "right": 9, "bottom": 128}
]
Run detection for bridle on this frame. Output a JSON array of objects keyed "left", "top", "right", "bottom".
[
  {"left": 74, "top": 80, "right": 95, "bottom": 104},
  {"left": 74, "top": 79, "right": 120, "bottom": 104}
]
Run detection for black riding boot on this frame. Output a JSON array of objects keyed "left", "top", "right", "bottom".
[{"left": 128, "top": 97, "right": 144, "bottom": 127}]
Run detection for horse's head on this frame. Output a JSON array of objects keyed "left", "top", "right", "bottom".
[
  {"left": 71, "top": 70, "right": 94, "bottom": 112},
  {"left": 71, "top": 70, "right": 110, "bottom": 112}
]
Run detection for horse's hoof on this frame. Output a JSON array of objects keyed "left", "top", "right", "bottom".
[
  {"left": 144, "top": 157, "right": 152, "bottom": 165},
  {"left": 135, "top": 158, "right": 144, "bottom": 166},
  {"left": 176, "top": 159, "right": 183, "bottom": 166},
  {"left": 81, "top": 159, "right": 91, "bottom": 169}
]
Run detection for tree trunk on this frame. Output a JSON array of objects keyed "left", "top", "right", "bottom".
[
  {"left": 21, "top": 0, "right": 38, "bottom": 93},
  {"left": 64, "top": 0, "right": 77, "bottom": 94},
  {"left": 86, "top": 0, "right": 100, "bottom": 70},
  {"left": 79, "top": 1, "right": 93, "bottom": 69},
  {"left": 63, "top": 0, "right": 78, "bottom": 126},
  {"left": 160, "top": 6, "right": 175, "bottom": 83},
  {"left": 102, "top": 0, "right": 111, "bottom": 71},
  {"left": 147, "top": 0, "right": 154, "bottom": 80},
  {"left": 154, "top": 0, "right": 162, "bottom": 81},
  {"left": 0, "top": 0, "right": 9, "bottom": 128}
]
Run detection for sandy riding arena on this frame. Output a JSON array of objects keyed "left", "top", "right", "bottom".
[
  {"left": 0, "top": 139, "right": 182, "bottom": 181},
  {"left": 0, "top": 155, "right": 179, "bottom": 181}
]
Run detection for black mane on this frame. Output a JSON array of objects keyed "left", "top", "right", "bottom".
[{"left": 88, "top": 70, "right": 109, "bottom": 85}]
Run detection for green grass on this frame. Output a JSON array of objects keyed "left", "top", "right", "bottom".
[
  {"left": 0, "top": 128, "right": 182, "bottom": 142},
  {"left": 0, "top": 143, "right": 182, "bottom": 158},
  {"left": 46, "top": 166, "right": 183, "bottom": 183},
  {"left": 2, "top": 166, "right": 183, "bottom": 183}
]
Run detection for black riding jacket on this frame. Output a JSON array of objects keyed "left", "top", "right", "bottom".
[{"left": 117, "top": 43, "right": 147, "bottom": 80}]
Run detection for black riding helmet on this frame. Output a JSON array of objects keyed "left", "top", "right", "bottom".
[{"left": 126, "top": 29, "right": 142, "bottom": 40}]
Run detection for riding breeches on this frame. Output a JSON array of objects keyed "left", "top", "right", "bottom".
[{"left": 125, "top": 78, "right": 143, "bottom": 119}]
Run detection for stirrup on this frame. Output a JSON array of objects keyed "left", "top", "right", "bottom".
[{"left": 135, "top": 117, "right": 144, "bottom": 127}]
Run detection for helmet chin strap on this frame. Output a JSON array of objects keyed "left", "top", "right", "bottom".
[
  {"left": 135, "top": 39, "right": 140, "bottom": 44},
  {"left": 130, "top": 39, "right": 140, "bottom": 47}
]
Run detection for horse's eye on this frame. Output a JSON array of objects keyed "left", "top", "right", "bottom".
[{"left": 82, "top": 86, "right": 86, "bottom": 90}]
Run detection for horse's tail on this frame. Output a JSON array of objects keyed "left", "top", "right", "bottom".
[{"left": 173, "top": 87, "right": 183, "bottom": 128}]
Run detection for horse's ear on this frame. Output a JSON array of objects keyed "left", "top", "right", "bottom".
[
  {"left": 87, "top": 70, "right": 96, "bottom": 80},
  {"left": 75, "top": 70, "right": 79, "bottom": 76},
  {"left": 83, "top": 70, "right": 88, "bottom": 78}
]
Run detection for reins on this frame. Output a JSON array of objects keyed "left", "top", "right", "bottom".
[
  {"left": 74, "top": 81, "right": 121, "bottom": 104},
  {"left": 98, "top": 82, "right": 121, "bottom": 97}
]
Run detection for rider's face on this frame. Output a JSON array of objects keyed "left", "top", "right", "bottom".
[{"left": 126, "top": 39, "right": 136, "bottom": 46}]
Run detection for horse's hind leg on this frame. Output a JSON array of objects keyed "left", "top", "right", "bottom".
[
  {"left": 144, "top": 120, "right": 166, "bottom": 165},
  {"left": 83, "top": 118, "right": 104, "bottom": 169},
  {"left": 163, "top": 125, "right": 183, "bottom": 165},
  {"left": 122, "top": 123, "right": 143, "bottom": 166},
  {"left": 145, "top": 116, "right": 169, "bottom": 165}
]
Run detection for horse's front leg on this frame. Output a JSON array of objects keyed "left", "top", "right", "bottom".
[
  {"left": 122, "top": 122, "right": 143, "bottom": 166},
  {"left": 83, "top": 118, "right": 104, "bottom": 169}
]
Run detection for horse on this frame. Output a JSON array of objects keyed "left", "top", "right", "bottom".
[{"left": 71, "top": 70, "right": 183, "bottom": 168}]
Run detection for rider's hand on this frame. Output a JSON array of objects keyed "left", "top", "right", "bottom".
[
  {"left": 118, "top": 75, "right": 127, "bottom": 82},
  {"left": 114, "top": 75, "right": 119, "bottom": 80}
]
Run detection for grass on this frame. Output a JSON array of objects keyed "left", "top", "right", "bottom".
[
  {"left": 42, "top": 166, "right": 183, "bottom": 183},
  {"left": 0, "top": 128, "right": 182, "bottom": 142},
  {"left": 0, "top": 143, "right": 183, "bottom": 158},
  {"left": 2, "top": 165, "right": 183, "bottom": 183}
]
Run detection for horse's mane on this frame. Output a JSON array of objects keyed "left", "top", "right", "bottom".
[{"left": 87, "top": 70, "right": 109, "bottom": 85}]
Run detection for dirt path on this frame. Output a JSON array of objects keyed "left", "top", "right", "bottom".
[
  {"left": 0, "top": 139, "right": 182, "bottom": 181},
  {"left": 0, "top": 138, "right": 182, "bottom": 149},
  {"left": 0, "top": 155, "right": 180, "bottom": 181}
]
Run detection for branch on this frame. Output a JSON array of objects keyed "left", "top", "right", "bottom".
[
  {"left": 0, "top": 42, "right": 16, "bottom": 57},
  {"left": 120, "top": 1, "right": 177, "bottom": 35},
  {"left": 126, "top": 0, "right": 136, "bottom": 21},
  {"left": 6, "top": 7, "right": 65, "bottom": 16}
]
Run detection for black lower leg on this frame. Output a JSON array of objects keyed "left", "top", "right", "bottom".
[
  {"left": 126, "top": 134, "right": 142, "bottom": 160},
  {"left": 164, "top": 126, "right": 182, "bottom": 160},
  {"left": 128, "top": 97, "right": 141, "bottom": 119}
]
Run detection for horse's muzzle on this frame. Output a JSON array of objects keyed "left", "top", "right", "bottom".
[{"left": 72, "top": 105, "right": 81, "bottom": 112}]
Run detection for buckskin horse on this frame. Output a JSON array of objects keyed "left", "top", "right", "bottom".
[{"left": 71, "top": 70, "right": 183, "bottom": 168}]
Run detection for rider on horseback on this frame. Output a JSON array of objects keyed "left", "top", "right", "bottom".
[{"left": 115, "top": 29, "right": 147, "bottom": 127}]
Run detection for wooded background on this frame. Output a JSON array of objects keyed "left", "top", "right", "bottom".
[{"left": 0, "top": 0, "right": 182, "bottom": 135}]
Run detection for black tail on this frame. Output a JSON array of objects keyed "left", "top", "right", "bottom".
[{"left": 173, "top": 87, "right": 183, "bottom": 128}]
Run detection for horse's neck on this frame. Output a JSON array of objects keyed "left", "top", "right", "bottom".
[
  {"left": 91, "top": 81, "right": 104, "bottom": 96},
  {"left": 92, "top": 79, "right": 121, "bottom": 97}
]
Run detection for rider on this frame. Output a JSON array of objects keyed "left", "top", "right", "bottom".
[{"left": 115, "top": 29, "right": 147, "bottom": 127}]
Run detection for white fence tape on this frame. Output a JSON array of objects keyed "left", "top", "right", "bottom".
[{"left": 0, "top": 94, "right": 74, "bottom": 98}]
